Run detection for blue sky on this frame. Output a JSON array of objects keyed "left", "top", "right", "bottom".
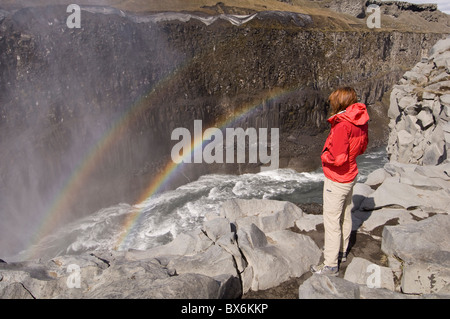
[{"left": 383, "top": 0, "right": 450, "bottom": 14}]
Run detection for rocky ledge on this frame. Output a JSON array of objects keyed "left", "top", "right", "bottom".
[
  {"left": 0, "top": 199, "right": 322, "bottom": 298},
  {"left": 0, "top": 160, "right": 449, "bottom": 299},
  {"left": 299, "top": 160, "right": 450, "bottom": 299}
]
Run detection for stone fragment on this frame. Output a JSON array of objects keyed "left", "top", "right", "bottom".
[
  {"left": 237, "top": 224, "right": 320, "bottom": 293},
  {"left": 398, "top": 96, "right": 417, "bottom": 110},
  {"left": 416, "top": 109, "right": 434, "bottom": 129}
]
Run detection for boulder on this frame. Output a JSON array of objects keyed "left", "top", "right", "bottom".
[
  {"left": 401, "top": 251, "right": 450, "bottom": 295},
  {"left": 360, "top": 176, "right": 450, "bottom": 212},
  {"left": 203, "top": 217, "right": 233, "bottom": 242},
  {"left": 87, "top": 272, "right": 223, "bottom": 299},
  {"left": 0, "top": 282, "right": 34, "bottom": 299},
  {"left": 298, "top": 274, "right": 360, "bottom": 299},
  {"left": 388, "top": 87, "right": 402, "bottom": 119},
  {"left": 215, "top": 232, "right": 247, "bottom": 273},
  {"left": 398, "top": 96, "right": 417, "bottom": 110},
  {"left": 0, "top": 250, "right": 242, "bottom": 299},
  {"left": 433, "top": 51, "right": 450, "bottom": 69},
  {"left": 416, "top": 109, "right": 434, "bottom": 130},
  {"left": 298, "top": 274, "right": 424, "bottom": 299},
  {"left": 220, "top": 198, "right": 303, "bottom": 233},
  {"left": 363, "top": 168, "right": 390, "bottom": 188},
  {"left": 358, "top": 285, "right": 422, "bottom": 299},
  {"left": 294, "top": 214, "right": 323, "bottom": 232},
  {"left": 351, "top": 182, "right": 375, "bottom": 209},
  {"left": 441, "top": 94, "right": 450, "bottom": 107},
  {"left": 422, "top": 91, "right": 436, "bottom": 100},
  {"left": 1, "top": 197, "right": 320, "bottom": 299},
  {"left": 396, "top": 130, "right": 415, "bottom": 161},
  {"left": 429, "top": 37, "right": 450, "bottom": 59},
  {"left": 352, "top": 208, "right": 415, "bottom": 233},
  {"left": 237, "top": 223, "right": 321, "bottom": 293},
  {"left": 382, "top": 214, "right": 450, "bottom": 295},
  {"left": 387, "top": 38, "right": 449, "bottom": 165},
  {"left": 344, "top": 257, "right": 395, "bottom": 291},
  {"left": 167, "top": 244, "right": 239, "bottom": 280},
  {"left": 125, "top": 228, "right": 213, "bottom": 260},
  {"left": 381, "top": 214, "right": 450, "bottom": 261}
]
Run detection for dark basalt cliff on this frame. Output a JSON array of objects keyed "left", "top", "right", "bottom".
[{"left": 0, "top": 4, "right": 447, "bottom": 256}]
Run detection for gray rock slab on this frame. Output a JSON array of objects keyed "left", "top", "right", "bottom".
[
  {"left": 298, "top": 273, "right": 423, "bottom": 299},
  {"left": 125, "top": 228, "right": 213, "bottom": 261},
  {"left": 381, "top": 214, "right": 450, "bottom": 260},
  {"left": 237, "top": 224, "right": 320, "bottom": 293},
  {"left": 360, "top": 176, "right": 450, "bottom": 211},
  {"left": 344, "top": 257, "right": 395, "bottom": 291},
  {"left": 220, "top": 199, "right": 303, "bottom": 233},
  {"left": 381, "top": 214, "right": 450, "bottom": 295},
  {"left": 352, "top": 208, "right": 415, "bottom": 233},
  {"left": 294, "top": 214, "right": 323, "bottom": 232},
  {"left": 298, "top": 274, "right": 360, "bottom": 299},
  {"left": 401, "top": 251, "right": 450, "bottom": 295},
  {"left": 167, "top": 244, "right": 239, "bottom": 280}
]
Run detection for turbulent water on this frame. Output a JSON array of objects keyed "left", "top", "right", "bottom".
[{"left": 13, "top": 147, "right": 388, "bottom": 262}]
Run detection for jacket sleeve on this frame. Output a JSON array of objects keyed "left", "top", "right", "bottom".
[{"left": 321, "top": 123, "right": 350, "bottom": 167}]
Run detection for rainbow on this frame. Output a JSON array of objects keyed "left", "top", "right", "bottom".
[
  {"left": 114, "top": 86, "right": 293, "bottom": 250},
  {"left": 25, "top": 73, "right": 296, "bottom": 258},
  {"left": 24, "top": 65, "right": 185, "bottom": 260}
]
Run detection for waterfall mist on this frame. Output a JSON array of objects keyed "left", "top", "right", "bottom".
[{"left": 0, "top": 4, "right": 182, "bottom": 258}]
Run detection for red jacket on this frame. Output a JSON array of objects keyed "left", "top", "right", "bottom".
[{"left": 321, "top": 103, "right": 369, "bottom": 183}]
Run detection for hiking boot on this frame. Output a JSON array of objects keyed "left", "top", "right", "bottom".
[
  {"left": 339, "top": 251, "right": 348, "bottom": 263},
  {"left": 310, "top": 263, "right": 339, "bottom": 276}
]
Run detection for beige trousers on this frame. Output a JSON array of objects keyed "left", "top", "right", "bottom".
[{"left": 322, "top": 177, "right": 356, "bottom": 268}]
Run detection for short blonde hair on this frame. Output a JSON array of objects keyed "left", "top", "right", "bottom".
[{"left": 328, "top": 87, "right": 358, "bottom": 116}]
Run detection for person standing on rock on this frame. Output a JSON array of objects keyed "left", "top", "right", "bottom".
[{"left": 311, "top": 87, "right": 369, "bottom": 276}]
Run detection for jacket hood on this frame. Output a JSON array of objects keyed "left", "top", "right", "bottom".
[{"left": 327, "top": 103, "right": 369, "bottom": 126}]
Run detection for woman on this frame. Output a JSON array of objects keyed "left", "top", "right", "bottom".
[{"left": 311, "top": 87, "right": 369, "bottom": 276}]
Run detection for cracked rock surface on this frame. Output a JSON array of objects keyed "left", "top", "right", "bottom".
[{"left": 0, "top": 199, "right": 321, "bottom": 299}]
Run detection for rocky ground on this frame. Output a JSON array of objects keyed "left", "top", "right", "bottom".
[
  {"left": 243, "top": 203, "right": 388, "bottom": 299},
  {"left": 1, "top": 159, "right": 448, "bottom": 299}
]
